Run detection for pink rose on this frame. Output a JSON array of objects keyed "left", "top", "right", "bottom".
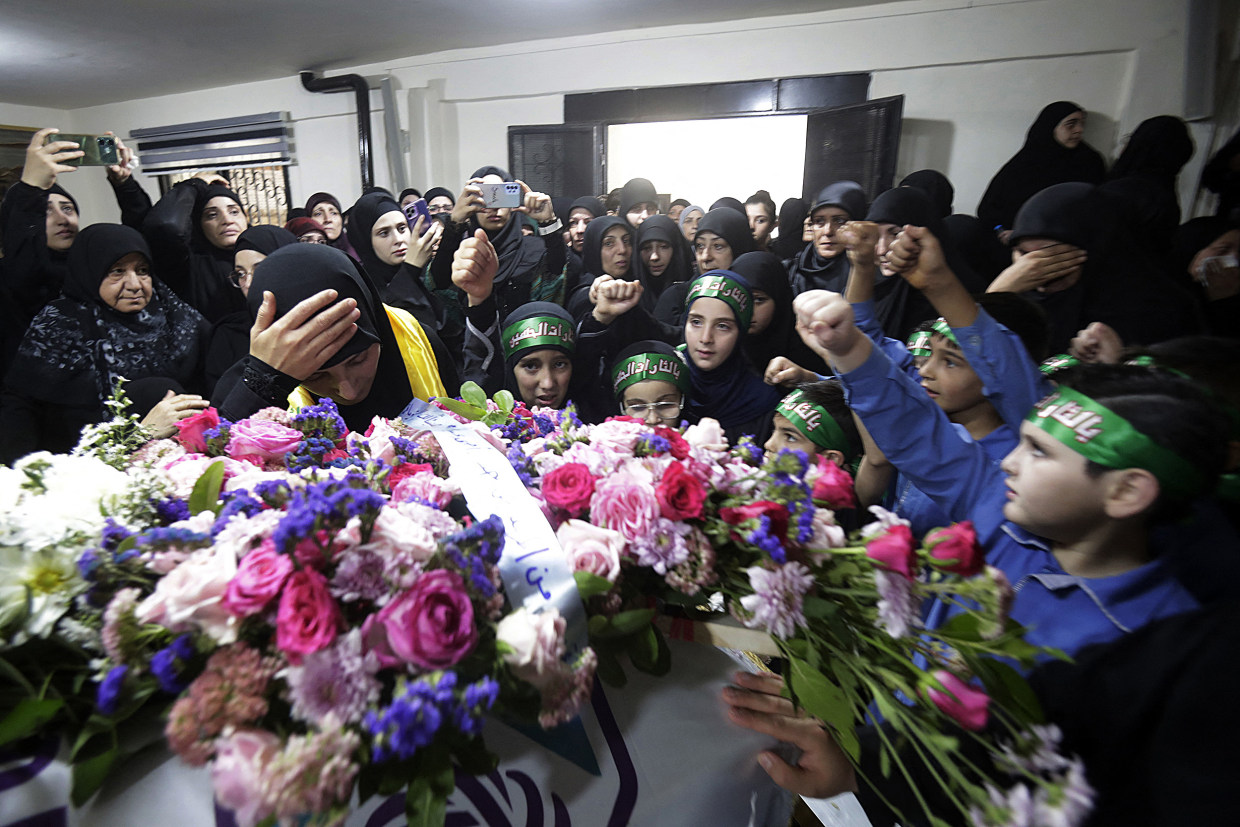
[
  {"left": 226, "top": 419, "right": 304, "bottom": 461},
  {"left": 865, "top": 524, "right": 917, "bottom": 579},
  {"left": 810, "top": 455, "right": 857, "bottom": 510},
  {"left": 135, "top": 546, "right": 238, "bottom": 643},
  {"left": 924, "top": 671, "right": 989, "bottom": 731},
  {"left": 276, "top": 569, "right": 340, "bottom": 662},
  {"left": 212, "top": 728, "right": 279, "bottom": 827},
  {"left": 224, "top": 539, "right": 293, "bottom": 616},
  {"left": 391, "top": 471, "right": 455, "bottom": 509},
  {"left": 683, "top": 417, "right": 726, "bottom": 449},
  {"left": 542, "top": 463, "right": 598, "bottom": 516},
  {"left": 925, "top": 521, "right": 983, "bottom": 576},
  {"left": 589, "top": 472, "right": 659, "bottom": 541},
  {"left": 174, "top": 407, "right": 220, "bottom": 453},
  {"left": 720, "top": 501, "right": 791, "bottom": 546},
  {"left": 364, "top": 569, "right": 476, "bottom": 669},
  {"left": 556, "top": 519, "right": 623, "bottom": 583},
  {"left": 387, "top": 462, "right": 434, "bottom": 492},
  {"left": 496, "top": 607, "right": 566, "bottom": 687},
  {"left": 656, "top": 461, "right": 707, "bottom": 521}
]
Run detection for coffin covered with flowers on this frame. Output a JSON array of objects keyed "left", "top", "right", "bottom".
[{"left": 0, "top": 384, "right": 1089, "bottom": 827}]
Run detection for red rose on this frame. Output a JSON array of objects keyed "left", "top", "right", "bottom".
[
  {"left": 174, "top": 407, "right": 220, "bottom": 453},
  {"left": 655, "top": 426, "right": 691, "bottom": 459},
  {"left": 925, "top": 521, "right": 983, "bottom": 576},
  {"left": 387, "top": 462, "right": 435, "bottom": 492},
  {"left": 541, "top": 463, "right": 598, "bottom": 517},
  {"left": 656, "top": 461, "right": 708, "bottom": 520},
  {"left": 924, "top": 671, "right": 989, "bottom": 731},
  {"left": 720, "top": 501, "right": 791, "bottom": 542},
  {"left": 275, "top": 569, "right": 340, "bottom": 663},
  {"left": 810, "top": 455, "right": 857, "bottom": 510},
  {"left": 865, "top": 524, "right": 917, "bottom": 579}
]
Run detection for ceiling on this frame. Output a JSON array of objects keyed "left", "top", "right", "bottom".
[{"left": 0, "top": 1, "right": 892, "bottom": 110}]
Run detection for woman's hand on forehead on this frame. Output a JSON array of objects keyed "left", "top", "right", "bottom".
[{"left": 248, "top": 288, "right": 360, "bottom": 380}]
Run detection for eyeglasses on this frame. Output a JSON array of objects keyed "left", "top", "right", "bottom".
[
  {"left": 427, "top": 204, "right": 453, "bottom": 215},
  {"left": 623, "top": 400, "right": 683, "bottom": 418},
  {"left": 809, "top": 215, "right": 849, "bottom": 230},
  {"left": 228, "top": 268, "right": 253, "bottom": 288}
]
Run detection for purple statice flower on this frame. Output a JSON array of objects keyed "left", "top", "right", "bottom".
[
  {"left": 134, "top": 524, "right": 211, "bottom": 552},
  {"left": 253, "top": 479, "right": 293, "bottom": 506},
  {"left": 202, "top": 421, "right": 232, "bottom": 456},
  {"left": 739, "top": 562, "right": 815, "bottom": 639},
  {"left": 96, "top": 665, "right": 128, "bottom": 715},
  {"left": 746, "top": 516, "right": 788, "bottom": 564},
  {"left": 454, "top": 677, "right": 500, "bottom": 736},
  {"left": 286, "top": 629, "right": 381, "bottom": 726},
  {"left": 874, "top": 570, "right": 920, "bottom": 639},
  {"left": 150, "top": 634, "right": 195, "bottom": 694},
  {"left": 272, "top": 476, "right": 386, "bottom": 553},
  {"left": 633, "top": 432, "right": 671, "bottom": 457},
  {"left": 211, "top": 489, "right": 265, "bottom": 536},
  {"left": 364, "top": 674, "right": 458, "bottom": 762},
  {"left": 767, "top": 447, "right": 810, "bottom": 478},
  {"left": 631, "top": 518, "right": 691, "bottom": 574},
  {"left": 77, "top": 549, "right": 101, "bottom": 580},
  {"left": 291, "top": 398, "right": 347, "bottom": 442},
  {"left": 153, "top": 497, "right": 192, "bottom": 525},
  {"left": 100, "top": 518, "right": 133, "bottom": 551},
  {"left": 505, "top": 441, "right": 535, "bottom": 485},
  {"left": 330, "top": 547, "right": 390, "bottom": 604}
]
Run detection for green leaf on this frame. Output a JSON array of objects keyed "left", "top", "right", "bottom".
[
  {"left": 435, "top": 397, "right": 487, "bottom": 422},
  {"left": 70, "top": 735, "right": 119, "bottom": 807},
  {"left": 403, "top": 758, "right": 454, "bottom": 827},
  {"left": 605, "top": 608, "right": 655, "bottom": 636},
  {"left": 573, "top": 571, "right": 615, "bottom": 599},
  {"left": 460, "top": 382, "right": 488, "bottom": 410},
  {"left": 594, "top": 648, "right": 627, "bottom": 688},
  {"left": 937, "top": 611, "right": 982, "bottom": 642},
  {"left": 801, "top": 596, "right": 837, "bottom": 620},
  {"left": 789, "top": 657, "right": 859, "bottom": 761},
  {"left": 495, "top": 390, "right": 515, "bottom": 414},
  {"left": 974, "top": 658, "right": 1044, "bottom": 724},
  {"left": 0, "top": 698, "right": 63, "bottom": 746},
  {"left": 188, "top": 459, "right": 226, "bottom": 516}
]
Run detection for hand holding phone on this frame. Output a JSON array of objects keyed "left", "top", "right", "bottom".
[
  {"left": 44, "top": 132, "right": 119, "bottom": 166},
  {"left": 403, "top": 198, "right": 433, "bottom": 235},
  {"left": 478, "top": 181, "right": 522, "bottom": 209}
]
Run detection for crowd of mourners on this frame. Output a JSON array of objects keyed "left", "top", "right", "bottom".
[{"left": 1, "top": 100, "right": 1238, "bottom": 825}]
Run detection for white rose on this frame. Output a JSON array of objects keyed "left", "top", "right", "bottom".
[
  {"left": 136, "top": 545, "right": 239, "bottom": 643},
  {"left": 496, "top": 607, "right": 566, "bottom": 686}
]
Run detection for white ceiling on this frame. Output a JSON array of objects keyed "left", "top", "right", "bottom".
[{"left": 0, "top": 1, "right": 892, "bottom": 110}]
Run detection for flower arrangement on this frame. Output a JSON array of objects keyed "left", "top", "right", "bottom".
[{"left": 0, "top": 384, "right": 1091, "bottom": 827}]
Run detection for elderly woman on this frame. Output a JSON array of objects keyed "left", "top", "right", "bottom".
[{"left": 1, "top": 224, "right": 209, "bottom": 463}]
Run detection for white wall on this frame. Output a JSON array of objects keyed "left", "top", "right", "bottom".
[{"left": 3, "top": 0, "right": 1198, "bottom": 226}]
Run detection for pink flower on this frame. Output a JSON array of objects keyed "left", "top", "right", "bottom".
[
  {"left": 391, "top": 470, "right": 455, "bottom": 509},
  {"left": 387, "top": 462, "right": 434, "bottom": 492},
  {"left": 810, "top": 455, "right": 857, "bottom": 509},
  {"left": 364, "top": 569, "right": 476, "bottom": 669},
  {"left": 556, "top": 519, "right": 623, "bottom": 583},
  {"left": 212, "top": 729, "right": 280, "bottom": 827},
  {"left": 136, "top": 546, "right": 238, "bottom": 643},
  {"left": 589, "top": 471, "right": 660, "bottom": 541},
  {"left": 226, "top": 419, "right": 304, "bottom": 461},
  {"left": 865, "top": 524, "right": 917, "bottom": 579},
  {"left": 656, "top": 461, "right": 708, "bottom": 520},
  {"left": 925, "top": 521, "right": 983, "bottom": 576},
  {"left": 276, "top": 569, "right": 340, "bottom": 662},
  {"left": 683, "top": 417, "right": 726, "bottom": 449},
  {"left": 496, "top": 607, "right": 566, "bottom": 687},
  {"left": 174, "top": 407, "right": 220, "bottom": 453},
  {"left": 808, "top": 508, "right": 847, "bottom": 551},
  {"left": 654, "top": 426, "right": 691, "bottom": 459},
  {"left": 541, "top": 463, "right": 597, "bottom": 516},
  {"left": 224, "top": 539, "right": 293, "bottom": 617},
  {"left": 925, "top": 670, "right": 989, "bottom": 731},
  {"left": 738, "top": 562, "right": 815, "bottom": 639}
]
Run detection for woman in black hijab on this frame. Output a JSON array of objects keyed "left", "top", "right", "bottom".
[
  {"left": 620, "top": 178, "right": 660, "bottom": 227},
  {"left": 652, "top": 207, "right": 757, "bottom": 328},
  {"left": 772, "top": 197, "right": 809, "bottom": 261},
  {"left": 787, "top": 181, "right": 867, "bottom": 295},
  {"left": 427, "top": 165, "right": 565, "bottom": 321},
  {"left": 1, "top": 224, "right": 209, "bottom": 462},
  {"left": 977, "top": 101, "right": 1107, "bottom": 237},
  {"left": 633, "top": 215, "right": 692, "bottom": 313},
  {"left": 998, "top": 182, "right": 1201, "bottom": 351},
  {"left": 305, "top": 192, "right": 359, "bottom": 261},
  {"left": 211, "top": 243, "right": 445, "bottom": 431},
  {"left": 563, "top": 194, "right": 607, "bottom": 300},
  {"left": 730, "top": 250, "right": 828, "bottom": 377},
  {"left": 204, "top": 225, "right": 297, "bottom": 392}
]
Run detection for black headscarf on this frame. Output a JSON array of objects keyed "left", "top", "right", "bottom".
[
  {"left": 610, "top": 339, "right": 688, "bottom": 407},
  {"left": 1109, "top": 116, "right": 1194, "bottom": 183},
  {"left": 581, "top": 216, "right": 634, "bottom": 281},
  {"left": 8, "top": 224, "right": 205, "bottom": 409},
  {"left": 344, "top": 191, "right": 406, "bottom": 286},
  {"left": 191, "top": 185, "right": 245, "bottom": 250},
  {"left": 865, "top": 187, "right": 945, "bottom": 340},
  {"left": 1010, "top": 183, "right": 1201, "bottom": 350},
  {"left": 499, "top": 302, "right": 578, "bottom": 407},
  {"left": 423, "top": 187, "right": 455, "bottom": 205},
  {"left": 1101, "top": 115, "right": 1195, "bottom": 252},
  {"left": 633, "top": 215, "right": 692, "bottom": 310},
  {"left": 305, "top": 191, "right": 359, "bottom": 260},
  {"left": 899, "top": 170, "right": 955, "bottom": 217},
  {"left": 730, "top": 250, "right": 826, "bottom": 375},
  {"left": 773, "top": 197, "right": 809, "bottom": 260},
  {"left": 398, "top": 188, "right": 422, "bottom": 203},
  {"left": 710, "top": 197, "right": 746, "bottom": 216},
  {"left": 247, "top": 244, "right": 418, "bottom": 430},
  {"left": 977, "top": 101, "right": 1107, "bottom": 231},
  {"left": 683, "top": 270, "right": 784, "bottom": 430},
  {"left": 694, "top": 208, "right": 755, "bottom": 264},
  {"left": 234, "top": 225, "right": 297, "bottom": 257},
  {"left": 788, "top": 181, "right": 867, "bottom": 294},
  {"left": 570, "top": 195, "right": 606, "bottom": 219},
  {"left": 620, "top": 178, "right": 659, "bottom": 219},
  {"left": 468, "top": 165, "right": 547, "bottom": 290}
]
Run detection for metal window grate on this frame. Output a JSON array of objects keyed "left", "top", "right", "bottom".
[
  {"left": 131, "top": 112, "right": 295, "bottom": 175},
  {"left": 163, "top": 167, "right": 291, "bottom": 226}
]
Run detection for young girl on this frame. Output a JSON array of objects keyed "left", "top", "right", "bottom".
[
  {"left": 797, "top": 288, "right": 1227, "bottom": 658},
  {"left": 498, "top": 302, "right": 579, "bottom": 411},
  {"left": 610, "top": 340, "right": 689, "bottom": 427},
  {"left": 682, "top": 270, "right": 783, "bottom": 445}
]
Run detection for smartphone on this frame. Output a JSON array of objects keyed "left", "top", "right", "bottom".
[
  {"left": 479, "top": 181, "right": 522, "bottom": 209},
  {"left": 403, "top": 198, "right": 432, "bottom": 235},
  {"left": 45, "top": 133, "right": 119, "bottom": 166}
]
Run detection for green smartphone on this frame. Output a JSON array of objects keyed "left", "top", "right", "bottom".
[{"left": 45, "top": 133, "right": 119, "bottom": 166}]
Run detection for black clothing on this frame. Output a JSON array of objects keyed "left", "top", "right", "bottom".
[{"left": 730, "top": 251, "right": 827, "bottom": 376}]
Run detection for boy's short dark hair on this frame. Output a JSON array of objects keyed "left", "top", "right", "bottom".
[{"left": 794, "top": 379, "right": 863, "bottom": 462}]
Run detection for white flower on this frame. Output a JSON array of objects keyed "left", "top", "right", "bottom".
[
  {"left": 135, "top": 545, "right": 239, "bottom": 643},
  {"left": 859, "top": 505, "right": 912, "bottom": 539},
  {"left": 874, "top": 569, "right": 920, "bottom": 639},
  {"left": 739, "top": 562, "right": 814, "bottom": 640},
  {"left": 496, "top": 607, "right": 566, "bottom": 687}
]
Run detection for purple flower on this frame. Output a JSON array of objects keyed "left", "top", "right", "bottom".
[
  {"left": 631, "top": 518, "right": 691, "bottom": 574},
  {"left": 285, "top": 629, "right": 381, "bottom": 726},
  {"left": 97, "top": 665, "right": 128, "bottom": 715},
  {"left": 330, "top": 548, "right": 390, "bottom": 604},
  {"left": 151, "top": 637, "right": 193, "bottom": 694},
  {"left": 364, "top": 674, "right": 458, "bottom": 762},
  {"left": 739, "top": 562, "right": 815, "bottom": 639},
  {"left": 455, "top": 677, "right": 500, "bottom": 736},
  {"left": 154, "top": 497, "right": 192, "bottom": 525},
  {"left": 874, "top": 570, "right": 920, "bottom": 639}
]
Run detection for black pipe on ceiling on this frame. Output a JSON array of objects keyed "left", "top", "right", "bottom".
[{"left": 299, "top": 70, "right": 374, "bottom": 191}]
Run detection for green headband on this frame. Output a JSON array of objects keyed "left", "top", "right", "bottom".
[
  {"left": 611, "top": 352, "right": 689, "bottom": 397},
  {"left": 1027, "top": 386, "right": 1204, "bottom": 500},
  {"left": 776, "top": 389, "right": 851, "bottom": 453},
  {"left": 1039, "top": 353, "right": 1081, "bottom": 375},
  {"left": 685, "top": 273, "right": 752, "bottom": 330},
  {"left": 930, "top": 318, "right": 958, "bottom": 346},
  {"left": 502, "top": 316, "right": 576, "bottom": 359},
  {"left": 906, "top": 329, "right": 933, "bottom": 357}
]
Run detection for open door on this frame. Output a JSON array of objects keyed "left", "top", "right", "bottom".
[
  {"left": 802, "top": 95, "right": 903, "bottom": 201},
  {"left": 508, "top": 123, "right": 605, "bottom": 198}
]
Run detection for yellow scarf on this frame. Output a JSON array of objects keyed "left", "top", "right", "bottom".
[{"left": 287, "top": 305, "right": 445, "bottom": 411}]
